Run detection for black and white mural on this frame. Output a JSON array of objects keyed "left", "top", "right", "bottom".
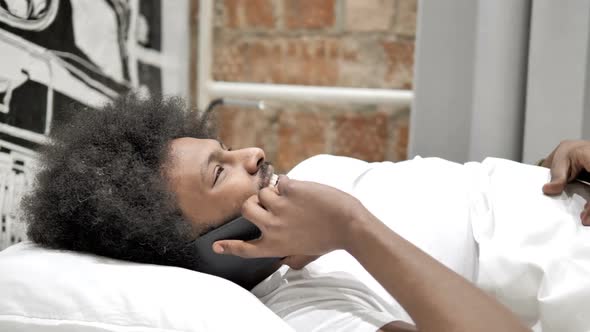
[{"left": 0, "top": 0, "right": 189, "bottom": 249}]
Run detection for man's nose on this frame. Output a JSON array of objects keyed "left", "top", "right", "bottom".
[{"left": 237, "top": 147, "right": 266, "bottom": 174}]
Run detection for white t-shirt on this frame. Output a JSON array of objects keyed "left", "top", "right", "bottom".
[{"left": 252, "top": 155, "right": 479, "bottom": 331}]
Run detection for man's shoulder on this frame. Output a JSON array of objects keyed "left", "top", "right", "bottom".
[{"left": 286, "top": 155, "right": 371, "bottom": 192}]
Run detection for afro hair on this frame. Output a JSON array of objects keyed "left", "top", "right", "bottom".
[{"left": 23, "top": 94, "right": 215, "bottom": 268}]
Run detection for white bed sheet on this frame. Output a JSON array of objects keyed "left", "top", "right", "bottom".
[{"left": 467, "top": 158, "right": 590, "bottom": 332}]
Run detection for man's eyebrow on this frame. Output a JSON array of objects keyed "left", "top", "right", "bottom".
[
  {"left": 216, "top": 140, "right": 225, "bottom": 149},
  {"left": 201, "top": 149, "right": 216, "bottom": 187}
]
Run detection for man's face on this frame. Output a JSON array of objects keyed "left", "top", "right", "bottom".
[{"left": 166, "top": 137, "right": 273, "bottom": 231}]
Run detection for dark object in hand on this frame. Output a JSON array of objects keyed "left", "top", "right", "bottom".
[
  {"left": 186, "top": 216, "right": 281, "bottom": 290},
  {"left": 577, "top": 170, "right": 590, "bottom": 186}
]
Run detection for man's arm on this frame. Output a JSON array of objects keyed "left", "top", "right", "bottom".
[
  {"left": 347, "top": 206, "right": 528, "bottom": 332},
  {"left": 214, "top": 177, "right": 530, "bottom": 332}
]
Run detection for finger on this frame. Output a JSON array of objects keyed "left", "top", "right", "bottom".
[
  {"left": 542, "top": 182, "right": 566, "bottom": 196},
  {"left": 241, "top": 195, "right": 272, "bottom": 228},
  {"left": 258, "top": 187, "right": 281, "bottom": 213},
  {"left": 212, "top": 239, "right": 267, "bottom": 258},
  {"left": 543, "top": 158, "right": 571, "bottom": 195},
  {"left": 542, "top": 148, "right": 557, "bottom": 168},
  {"left": 276, "top": 174, "right": 292, "bottom": 196}
]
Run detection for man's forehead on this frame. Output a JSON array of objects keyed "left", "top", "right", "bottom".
[
  {"left": 170, "top": 137, "right": 208, "bottom": 152},
  {"left": 166, "top": 138, "right": 210, "bottom": 182},
  {"left": 169, "top": 137, "right": 224, "bottom": 153}
]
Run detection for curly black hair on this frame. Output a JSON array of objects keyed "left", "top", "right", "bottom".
[{"left": 23, "top": 94, "right": 215, "bottom": 267}]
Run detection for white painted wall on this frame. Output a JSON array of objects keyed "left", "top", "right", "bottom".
[
  {"left": 411, "top": 0, "right": 590, "bottom": 164},
  {"left": 523, "top": 0, "right": 590, "bottom": 163},
  {"left": 161, "top": 0, "right": 190, "bottom": 100},
  {"left": 469, "top": 0, "right": 530, "bottom": 162},
  {"left": 409, "top": 0, "right": 478, "bottom": 162}
]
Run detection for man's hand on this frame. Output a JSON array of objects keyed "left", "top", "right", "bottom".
[
  {"left": 212, "top": 175, "right": 369, "bottom": 260},
  {"left": 542, "top": 140, "right": 590, "bottom": 195}
]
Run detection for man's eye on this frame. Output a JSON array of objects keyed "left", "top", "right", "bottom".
[{"left": 214, "top": 166, "right": 224, "bottom": 185}]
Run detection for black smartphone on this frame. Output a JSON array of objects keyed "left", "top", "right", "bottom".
[
  {"left": 577, "top": 169, "right": 590, "bottom": 186},
  {"left": 185, "top": 216, "right": 281, "bottom": 290}
]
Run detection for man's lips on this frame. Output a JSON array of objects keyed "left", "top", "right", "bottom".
[{"left": 259, "top": 163, "right": 274, "bottom": 189}]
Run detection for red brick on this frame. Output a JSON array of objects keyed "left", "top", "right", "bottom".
[
  {"left": 276, "top": 110, "right": 329, "bottom": 172},
  {"left": 216, "top": 106, "right": 278, "bottom": 161},
  {"left": 382, "top": 40, "right": 415, "bottom": 89},
  {"left": 213, "top": 38, "right": 340, "bottom": 86},
  {"left": 223, "top": 0, "right": 275, "bottom": 29},
  {"left": 333, "top": 111, "right": 389, "bottom": 162},
  {"left": 341, "top": 46, "right": 359, "bottom": 61},
  {"left": 285, "top": 0, "right": 335, "bottom": 29},
  {"left": 243, "top": 40, "right": 287, "bottom": 83},
  {"left": 244, "top": 0, "right": 275, "bottom": 28},
  {"left": 283, "top": 38, "right": 339, "bottom": 85},
  {"left": 345, "top": 0, "right": 395, "bottom": 32},
  {"left": 223, "top": 0, "right": 240, "bottom": 28},
  {"left": 286, "top": 42, "right": 297, "bottom": 57},
  {"left": 390, "top": 112, "right": 410, "bottom": 161},
  {"left": 212, "top": 43, "right": 247, "bottom": 81},
  {"left": 338, "top": 38, "right": 383, "bottom": 88},
  {"left": 327, "top": 39, "right": 339, "bottom": 58},
  {"left": 395, "top": 0, "right": 418, "bottom": 37},
  {"left": 246, "top": 41, "right": 271, "bottom": 81}
]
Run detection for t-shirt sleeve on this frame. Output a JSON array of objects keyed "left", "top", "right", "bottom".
[
  {"left": 287, "top": 154, "right": 372, "bottom": 194},
  {"left": 253, "top": 266, "right": 409, "bottom": 332}
]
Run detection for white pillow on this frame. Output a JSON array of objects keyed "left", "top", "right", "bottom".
[{"left": 0, "top": 241, "right": 294, "bottom": 332}]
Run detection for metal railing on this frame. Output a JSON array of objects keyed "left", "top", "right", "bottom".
[{"left": 196, "top": 0, "right": 414, "bottom": 112}]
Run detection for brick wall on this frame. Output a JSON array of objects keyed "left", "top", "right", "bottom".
[{"left": 191, "top": 0, "right": 417, "bottom": 172}]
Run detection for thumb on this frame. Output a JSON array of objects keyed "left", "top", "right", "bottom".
[
  {"left": 543, "top": 158, "right": 570, "bottom": 195},
  {"left": 212, "top": 240, "right": 264, "bottom": 258}
]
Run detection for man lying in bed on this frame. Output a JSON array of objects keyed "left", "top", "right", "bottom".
[{"left": 23, "top": 95, "right": 589, "bottom": 332}]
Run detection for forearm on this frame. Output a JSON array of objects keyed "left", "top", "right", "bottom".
[{"left": 346, "top": 213, "right": 530, "bottom": 332}]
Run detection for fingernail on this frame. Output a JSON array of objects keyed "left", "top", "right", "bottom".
[{"left": 213, "top": 243, "right": 224, "bottom": 254}]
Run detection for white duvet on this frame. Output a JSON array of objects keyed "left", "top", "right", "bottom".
[{"left": 467, "top": 158, "right": 590, "bottom": 332}]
